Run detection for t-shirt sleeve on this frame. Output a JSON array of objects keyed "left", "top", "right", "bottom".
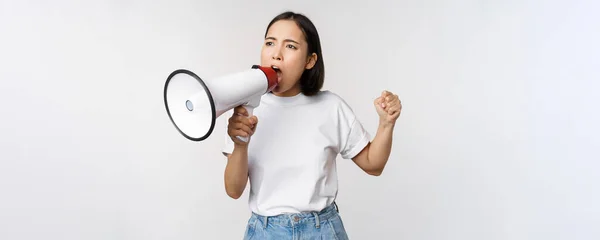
[{"left": 338, "top": 100, "right": 372, "bottom": 160}]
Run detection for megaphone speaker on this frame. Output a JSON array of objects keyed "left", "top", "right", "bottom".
[{"left": 164, "top": 65, "right": 278, "bottom": 142}]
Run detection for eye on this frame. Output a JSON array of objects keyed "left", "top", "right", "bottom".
[
  {"left": 286, "top": 44, "right": 297, "bottom": 49},
  {"left": 265, "top": 41, "right": 274, "bottom": 46}
]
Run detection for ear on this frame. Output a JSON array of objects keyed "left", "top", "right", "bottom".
[{"left": 305, "top": 53, "right": 317, "bottom": 70}]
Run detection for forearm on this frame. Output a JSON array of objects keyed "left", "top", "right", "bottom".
[
  {"left": 367, "top": 121, "right": 395, "bottom": 173},
  {"left": 224, "top": 144, "right": 249, "bottom": 199}
]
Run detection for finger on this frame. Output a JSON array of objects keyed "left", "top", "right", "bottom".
[
  {"left": 228, "top": 124, "right": 251, "bottom": 136},
  {"left": 386, "top": 102, "right": 398, "bottom": 111},
  {"left": 391, "top": 94, "right": 400, "bottom": 104},
  {"left": 234, "top": 118, "right": 254, "bottom": 130},
  {"left": 232, "top": 115, "right": 254, "bottom": 126},
  {"left": 386, "top": 107, "right": 397, "bottom": 116},
  {"left": 231, "top": 137, "right": 244, "bottom": 145},
  {"left": 388, "top": 105, "right": 402, "bottom": 115},
  {"left": 234, "top": 123, "right": 253, "bottom": 136},
  {"left": 374, "top": 96, "right": 382, "bottom": 103},
  {"left": 385, "top": 94, "right": 399, "bottom": 103},
  {"left": 229, "top": 114, "right": 241, "bottom": 124},
  {"left": 231, "top": 129, "right": 250, "bottom": 139},
  {"left": 244, "top": 116, "right": 257, "bottom": 127},
  {"left": 387, "top": 96, "right": 400, "bottom": 106},
  {"left": 379, "top": 100, "right": 386, "bottom": 109},
  {"left": 234, "top": 106, "right": 248, "bottom": 116},
  {"left": 232, "top": 113, "right": 257, "bottom": 127},
  {"left": 392, "top": 108, "right": 401, "bottom": 117},
  {"left": 381, "top": 90, "right": 392, "bottom": 98},
  {"left": 227, "top": 129, "right": 244, "bottom": 144},
  {"left": 230, "top": 116, "right": 254, "bottom": 131},
  {"left": 387, "top": 105, "right": 399, "bottom": 114},
  {"left": 374, "top": 97, "right": 385, "bottom": 108},
  {"left": 229, "top": 115, "right": 242, "bottom": 125}
]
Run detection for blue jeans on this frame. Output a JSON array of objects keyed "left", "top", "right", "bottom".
[{"left": 243, "top": 203, "right": 349, "bottom": 240}]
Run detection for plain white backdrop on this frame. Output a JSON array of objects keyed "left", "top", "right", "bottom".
[{"left": 1, "top": 0, "right": 599, "bottom": 239}]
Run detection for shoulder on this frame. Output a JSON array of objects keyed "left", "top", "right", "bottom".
[
  {"left": 310, "top": 90, "right": 350, "bottom": 107},
  {"left": 311, "top": 90, "right": 357, "bottom": 120}
]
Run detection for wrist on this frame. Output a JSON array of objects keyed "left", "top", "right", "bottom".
[
  {"left": 234, "top": 143, "right": 249, "bottom": 151},
  {"left": 378, "top": 120, "right": 395, "bottom": 130}
]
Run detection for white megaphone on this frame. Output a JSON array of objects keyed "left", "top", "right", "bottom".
[{"left": 163, "top": 65, "right": 278, "bottom": 142}]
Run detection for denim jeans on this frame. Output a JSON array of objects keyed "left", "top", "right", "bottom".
[{"left": 243, "top": 203, "right": 349, "bottom": 240}]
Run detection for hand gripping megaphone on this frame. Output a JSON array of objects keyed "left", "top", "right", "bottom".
[{"left": 163, "top": 65, "right": 278, "bottom": 142}]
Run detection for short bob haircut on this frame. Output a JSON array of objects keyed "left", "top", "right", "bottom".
[{"left": 264, "top": 11, "right": 325, "bottom": 96}]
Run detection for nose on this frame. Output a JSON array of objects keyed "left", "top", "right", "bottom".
[{"left": 271, "top": 47, "right": 282, "bottom": 61}]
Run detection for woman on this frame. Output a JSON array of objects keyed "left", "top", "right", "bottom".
[{"left": 222, "top": 11, "right": 401, "bottom": 239}]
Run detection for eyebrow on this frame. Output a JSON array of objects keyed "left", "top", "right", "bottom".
[{"left": 265, "top": 36, "right": 300, "bottom": 45}]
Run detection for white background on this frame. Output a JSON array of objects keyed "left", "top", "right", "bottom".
[{"left": 1, "top": 0, "right": 599, "bottom": 239}]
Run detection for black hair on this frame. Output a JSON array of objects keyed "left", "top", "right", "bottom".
[{"left": 265, "top": 11, "right": 325, "bottom": 96}]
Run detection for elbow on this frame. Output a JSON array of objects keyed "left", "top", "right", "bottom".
[
  {"left": 366, "top": 167, "right": 384, "bottom": 176},
  {"left": 227, "top": 193, "right": 242, "bottom": 199},
  {"left": 225, "top": 182, "right": 244, "bottom": 199},
  {"left": 226, "top": 187, "right": 243, "bottom": 199}
]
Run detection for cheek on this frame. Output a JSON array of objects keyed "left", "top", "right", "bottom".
[
  {"left": 260, "top": 52, "right": 269, "bottom": 64},
  {"left": 284, "top": 54, "right": 307, "bottom": 74},
  {"left": 260, "top": 47, "right": 273, "bottom": 62}
]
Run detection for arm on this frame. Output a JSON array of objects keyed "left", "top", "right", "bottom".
[
  {"left": 223, "top": 106, "right": 257, "bottom": 199},
  {"left": 224, "top": 144, "right": 249, "bottom": 199},
  {"left": 352, "top": 122, "right": 395, "bottom": 176},
  {"left": 352, "top": 90, "right": 401, "bottom": 176}
]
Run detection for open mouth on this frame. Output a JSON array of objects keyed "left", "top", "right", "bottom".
[{"left": 271, "top": 66, "right": 282, "bottom": 83}]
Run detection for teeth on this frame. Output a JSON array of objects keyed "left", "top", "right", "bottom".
[{"left": 272, "top": 66, "right": 280, "bottom": 70}]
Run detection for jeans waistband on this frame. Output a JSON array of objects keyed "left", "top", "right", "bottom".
[{"left": 251, "top": 202, "right": 339, "bottom": 228}]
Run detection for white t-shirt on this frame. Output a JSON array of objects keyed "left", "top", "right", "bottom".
[{"left": 221, "top": 90, "right": 371, "bottom": 216}]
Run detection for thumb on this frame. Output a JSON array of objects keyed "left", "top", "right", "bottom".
[
  {"left": 374, "top": 97, "right": 385, "bottom": 108},
  {"left": 374, "top": 96, "right": 382, "bottom": 104}
]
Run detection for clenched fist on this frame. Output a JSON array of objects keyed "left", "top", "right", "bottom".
[
  {"left": 374, "top": 90, "right": 402, "bottom": 126},
  {"left": 227, "top": 106, "right": 258, "bottom": 146}
]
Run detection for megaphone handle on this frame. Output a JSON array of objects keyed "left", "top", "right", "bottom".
[{"left": 236, "top": 105, "right": 255, "bottom": 143}]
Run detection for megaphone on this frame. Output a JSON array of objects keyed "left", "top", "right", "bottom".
[{"left": 163, "top": 65, "right": 278, "bottom": 142}]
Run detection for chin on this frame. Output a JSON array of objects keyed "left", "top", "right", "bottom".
[
  {"left": 271, "top": 89, "right": 283, "bottom": 94},
  {"left": 271, "top": 85, "right": 285, "bottom": 93}
]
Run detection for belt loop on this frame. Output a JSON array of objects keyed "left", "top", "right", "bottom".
[
  {"left": 312, "top": 212, "right": 320, "bottom": 228},
  {"left": 263, "top": 216, "right": 268, "bottom": 229},
  {"left": 333, "top": 201, "right": 339, "bottom": 213}
]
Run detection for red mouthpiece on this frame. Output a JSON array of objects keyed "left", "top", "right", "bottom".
[{"left": 252, "top": 65, "right": 278, "bottom": 92}]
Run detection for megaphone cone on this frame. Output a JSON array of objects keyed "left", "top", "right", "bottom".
[{"left": 164, "top": 65, "right": 278, "bottom": 141}]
